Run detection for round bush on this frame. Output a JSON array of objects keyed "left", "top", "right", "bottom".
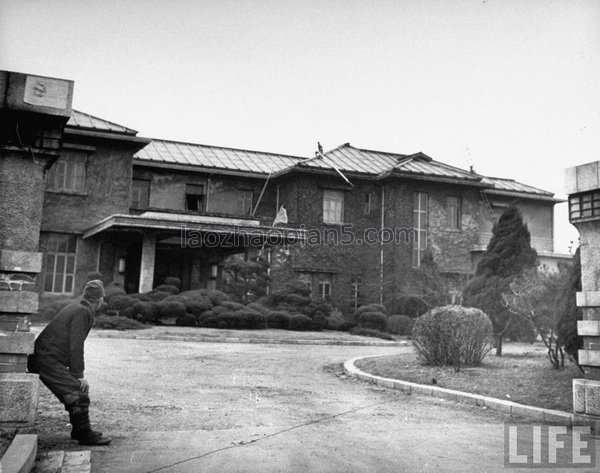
[
  {"left": 163, "top": 277, "right": 182, "bottom": 289},
  {"left": 104, "top": 285, "right": 126, "bottom": 302},
  {"left": 208, "top": 290, "right": 230, "bottom": 306},
  {"left": 108, "top": 295, "right": 137, "bottom": 311},
  {"left": 131, "top": 301, "right": 159, "bottom": 323},
  {"left": 350, "top": 304, "right": 388, "bottom": 324},
  {"left": 412, "top": 305, "right": 493, "bottom": 370},
  {"left": 184, "top": 298, "right": 213, "bottom": 316},
  {"left": 154, "top": 284, "right": 180, "bottom": 295},
  {"left": 266, "top": 310, "right": 291, "bottom": 329},
  {"left": 358, "top": 311, "right": 387, "bottom": 331},
  {"left": 220, "top": 301, "right": 245, "bottom": 311},
  {"left": 156, "top": 300, "right": 187, "bottom": 320},
  {"left": 387, "top": 315, "right": 414, "bottom": 335},
  {"left": 176, "top": 313, "right": 197, "bottom": 327},
  {"left": 94, "top": 315, "right": 148, "bottom": 331},
  {"left": 325, "top": 313, "right": 349, "bottom": 331},
  {"left": 311, "top": 310, "right": 326, "bottom": 331},
  {"left": 236, "top": 309, "right": 266, "bottom": 329},
  {"left": 288, "top": 313, "right": 312, "bottom": 331},
  {"left": 247, "top": 302, "right": 270, "bottom": 316}
]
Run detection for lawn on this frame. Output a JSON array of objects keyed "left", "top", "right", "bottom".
[{"left": 355, "top": 342, "right": 581, "bottom": 412}]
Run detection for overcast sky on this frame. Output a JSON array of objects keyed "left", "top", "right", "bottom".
[{"left": 2, "top": 0, "right": 598, "bottom": 253}]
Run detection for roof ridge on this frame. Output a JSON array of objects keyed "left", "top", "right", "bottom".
[
  {"left": 146, "top": 137, "right": 304, "bottom": 160},
  {"left": 70, "top": 109, "right": 137, "bottom": 134}
]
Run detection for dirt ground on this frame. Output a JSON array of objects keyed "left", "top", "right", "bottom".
[{"left": 29, "top": 329, "right": 599, "bottom": 473}]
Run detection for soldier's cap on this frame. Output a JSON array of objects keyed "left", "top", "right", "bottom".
[{"left": 83, "top": 279, "right": 105, "bottom": 301}]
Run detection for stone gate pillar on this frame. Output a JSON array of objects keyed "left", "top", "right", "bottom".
[
  {"left": 0, "top": 71, "right": 73, "bottom": 425},
  {"left": 566, "top": 161, "right": 600, "bottom": 418}
]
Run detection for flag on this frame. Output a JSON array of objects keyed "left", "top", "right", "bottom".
[{"left": 273, "top": 205, "right": 288, "bottom": 226}]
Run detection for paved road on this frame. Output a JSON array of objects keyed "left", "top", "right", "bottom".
[{"left": 34, "top": 336, "right": 598, "bottom": 472}]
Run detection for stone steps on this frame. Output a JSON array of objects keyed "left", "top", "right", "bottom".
[{"left": 32, "top": 450, "right": 91, "bottom": 473}]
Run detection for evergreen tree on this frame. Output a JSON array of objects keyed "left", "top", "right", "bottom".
[
  {"left": 557, "top": 248, "right": 583, "bottom": 368},
  {"left": 462, "top": 205, "right": 538, "bottom": 356}
]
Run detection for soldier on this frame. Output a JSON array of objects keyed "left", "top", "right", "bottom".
[{"left": 28, "top": 279, "right": 111, "bottom": 446}]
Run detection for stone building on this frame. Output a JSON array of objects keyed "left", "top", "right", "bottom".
[{"left": 37, "top": 112, "right": 569, "bottom": 312}]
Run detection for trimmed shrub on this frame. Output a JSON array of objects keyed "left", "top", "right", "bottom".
[
  {"left": 358, "top": 311, "right": 387, "bottom": 331},
  {"left": 213, "top": 311, "right": 243, "bottom": 329},
  {"left": 387, "top": 315, "right": 414, "bottom": 336},
  {"left": 120, "top": 306, "right": 135, "bottom": 319},
  {"left": 104, "top": 285, "right": 126, "bottom": 302},
  {"left": 164, "top": 277, "right": 182, "bottom": 289},
  {"left": 154, "top": 284, "right": 180, "bottom": 295},
  {"left": 412, "top": 305, "right": 493, "bottom": 371},
  {"left": 288, "top": 313, "right": 312, "bottom": 331},
  {"left": 197, "top": 310, "right": 216, "bottom": 327},
  {"left": 134, "top": 290, "right": 171, "bottom": 302},
  {"left": 325, "top": 312, "right": 351, "bottom": 331},
  {"left": 208, "top": 290, "right": 230, "bottom": 306},
  {"left": 266, "top": 310, "right": 291, "bottom": 329},
  {"left": 220, "top": 301, "right": 245, "bottom": 311},
  {"left": 156, "top": 300, "right": 187, "bottom": 320},
  {"left": 108, "top": 295, "right": 137, "bottom": 311},
  {"left": 131, "top": 301, "right": 159, "bottom": 323},
  {"left": 94, "top": 315, "right": 148, "bottom": 331},
  {"left": 311, "top": 310, "right": 326, "bottom": 331},
  {"left": 349, "top": 304, "right": 388, "bottom": 325},
  {"left": 184, "top": 298, "right": 213, "bottom": 316},
  {"left": 179, "top": 289, "right": 210, "bottom": 299},
  {"left": 247, "top": 302, "right": 271, "bottom": 316},
  {"left": 350, "top": 327, "right": 395, "bottom": 340},
  {"left": 237, "top": 309, "right": 266, "bottom": 329},
  {"left": 176, "top": 313, "right": 197, "bottom": 327}
]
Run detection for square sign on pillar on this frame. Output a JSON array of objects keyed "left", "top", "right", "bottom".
[{"left": 566, "top": 161, "right": 600, "bottom": 417}]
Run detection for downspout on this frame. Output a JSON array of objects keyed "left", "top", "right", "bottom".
[{"left": 380, "top": 184, "right": 385, "bottom": 305}]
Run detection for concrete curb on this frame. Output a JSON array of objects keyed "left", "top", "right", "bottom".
[
  {"left": 344, "top": 355, "right": 600, "bottom": 432},
  {"left": 0, "top": 434, "right": 37, "bottom": 473},
  {"left": 91, "top": 332, "right": 408, "bottom": 347}
]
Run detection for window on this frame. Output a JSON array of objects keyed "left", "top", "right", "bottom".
[
  {"left": 413, "top": 192, "right": 428, "bottom": 267},
  {"left": 41, "top": 233, "right": 77, "bottom": 293},
  {"left": 351, "top": 279, "right": 361, "bottom": 310},
  {"left": 46, "top": 151, "right": 86, "bottom": 192},
  {"left": 446, "top": 196, "right": 462, "bottom": 230},
  {"left": 318, "top": 278, "right": 332, "bottom": 300},
  {"left": 364, "top": 193, "right": 372, "bottom": 215},
  {"left": 185, "top": 184, "right": 205, "bottom": 212},
  {"left": 569, "top": 192, "right": 600, "bottom": 222},
  {"left": 237, "top": 190, "right": 253, "bottom": 215},
  {"left": 131, "top": 179, "right": 150, "bottom": 209},
  {"left": 323, "top": 190, "right": 344, "bottom": 224}
]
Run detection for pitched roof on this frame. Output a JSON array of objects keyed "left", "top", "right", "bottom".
[
  {"left": 292, "top": 143, "right": 483, "bottom": 183},
  {"left": 481, "top": 176, "right": 555, "bottom": 198},
  {"left": 67, "top": 110, "right": 138, "bottom": 135},
  {"left": 133, "top": 138, "right": 555, "bottom": 198},
  {"left": 135, "top": 139, "right": 302, "bottom": 175}
]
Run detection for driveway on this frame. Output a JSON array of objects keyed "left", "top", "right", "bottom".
[{"left": 33, "top": 334, "right": 596, "bottom": 472}]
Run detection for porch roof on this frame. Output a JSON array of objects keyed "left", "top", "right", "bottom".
[{"left": 82, "top": 212, "right": 305, "bottom": 244}]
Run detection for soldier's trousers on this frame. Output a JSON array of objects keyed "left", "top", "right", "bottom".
[{"left": 27, "top": 354, "right": 90, "bottom": 411}]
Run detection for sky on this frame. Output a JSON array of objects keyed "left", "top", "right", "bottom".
[{"left": 2, "top": 0, "right": 599, "bottom": 254}]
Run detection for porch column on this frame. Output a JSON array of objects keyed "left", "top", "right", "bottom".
[{"left": 139, "top": 234, "right": 156, "bottom": 293}]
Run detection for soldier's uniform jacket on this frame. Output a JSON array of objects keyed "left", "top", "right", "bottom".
[{"left": 33, "top": 300, "right": 95, "bottom": 379}]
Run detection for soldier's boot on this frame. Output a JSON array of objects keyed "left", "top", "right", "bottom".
[{"left": 69, "top": 407, "right": 111, "bottom": 446}]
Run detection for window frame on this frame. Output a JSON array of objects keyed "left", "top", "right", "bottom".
[
  {"left": 364, "top": 193, "right": 372, "bottom": 216},
  {"left": 323, "top": 189, "right": 345, "bottom": 224},
  {"left": 41, "top": 233, "right": 78, "bottom": 294},
  {"left": 412, "top": 191, "right": 429, "bottom": 268},
  {"left": 131, "top": 178, "right": 151, "bottom": 209},
  {"left": 446, "top": 195, "right": 462, "bottom": 230},
  {"left": 45, "top": 151, "right": 87, "bottom": 194},
  {"left": 185, "top": 183, "right": 206, "bottom": 213},
  {"left": 318, "top": 279, "right": 332, "bottom": 300}
]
